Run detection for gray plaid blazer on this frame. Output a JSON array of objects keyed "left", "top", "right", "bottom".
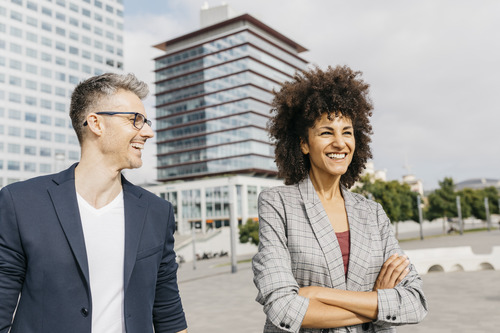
[{"left": 252, "top": 176, "right": 427, "bottom": 333}]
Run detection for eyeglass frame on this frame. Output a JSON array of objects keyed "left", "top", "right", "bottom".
[{"left": 83, "top": 111, "right": 152, "bottom": 130}]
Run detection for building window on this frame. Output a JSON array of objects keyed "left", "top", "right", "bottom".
[
  {"left": 8, "top": 126, "right": 21, "bottom": 137},
  {"left": 82, "top": 22, "right": 91, "bottom": 31},
  {"left": 69, "top": 31, "right": 79, "bottom": 41},
  {"left": 40, "top": 115, "right": 51, "bottom": 125},
  {"left": 106, "top": 5, "right": 114, "bottom": 14},
  {"left": 25, "top": 96, "right": 36, "bottom": 106},
  {"left": 55, "top": 118, "right": 65, "bottom": 127},
  {"left": 40, "top": 131, "right": 52, "bottom": 141},
  {"left": 26, "top": 32, "right": 37, "bottom": 42},
  {"left": 55, "top": 102, "right": 66, "bottom": 112},
  {"left": 55, "top": 133, "right": 65, "bottom": 143},
  {"left": 9, "top": 93, "right": 21, "bottom": 103},
  {"left": 56, "top": 0, "right": 66, "bottom": 7},
  {"left": 69, "top": 17, "right": 79, "bottom": 27},
  {"left": 69, "top": 46, "right": 78, "bottom": 55},
  {"left": 69, "top": 60, "right": 79, "bottom": 70},
  {"left": 10, "top": 11, "right": 23, "bottom": 22},
  {"left": 24, "top": 128, "right": 37, "bottom": 139},
  {"left": 25, "top": 112, "right": 37, "bottom": 122},
  {"left": 55, "top": 57, "right": 65, "bottom": 66},
  {"left": 8, "top": 143, "right": 21, "bottom": 154},
  {"left": 40, "top": 147, "right": 51, "bottom": 157},
  {"left": 55, "top": 41, "right": 65, "bottom": 51},
  {"left": 26, "top": 47, "right": 37, "bottom": 58},
  {"left": 41, "top": 22, "right": 52, "bottom": 32},
  {"left": 10, "top": 27, "right": 22, "bottom": 37},
  {"left": 27, "top": 1, "right": 38, "bottom": 11},
  {"left": 24, "top": 146, "right": 36, "bottom": 155},
  {"left": 41, "top": 52, "right": 52, "bottom": 62},
  {"left": 8, "top": 109, "right": 21, "bottom": 120},
  {"left": 55, "top": 72, "right": 66, "bottom": 82},
  {"left": 9, "top": 76, "right": 22, "bottom": 86},
  {"left": 41, "top": 37, "right": 52, "bottom": 47},
  {"left": 56, "top": 27, "right": 66, "bottom": 37},
  {"left": 26, "top": 64, "right": 37, "bottom": 74},
  {"left": 10, "top": 59, "right": 22, "bottom": 70},
  {"left": 69, "top": 3, "right": 78, "bottom": 12},
  {"left": 41, "top": 99, "right": 52, "bottom": 109},
  {"left": 24, "top": 162, "right": 36, "bottom": 172},
  {"left": 41, "top": 83, "right": 52, "bottom": 93},
  {"left": 41, "top": 68, "right": 52, "bottom": 78},
  {"left": 55, "top": 87, "right": 65, "bottom": 97},
  {"left": 42, "top": 7, "right": 52, "bottom": 17},
  {"left": 8, "top": 161, "right": 21, "bottom": 171},
  {"left": 56, "top": 12, "right": 65, "bottom": 21},
  {"left": 82, "top": 8, "right": 91, "bottom": 17},
  {"left": 95, "top": 0, "right": 102, "bottom": 8},
  {"left": 40, "top": 164, "right": 52, "bottom": 173}
]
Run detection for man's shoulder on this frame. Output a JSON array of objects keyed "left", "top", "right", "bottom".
[
  {"left": 2, "top": 173, "right": 57, "bottom": 194},
  {"left": 123, "top": 181, "right": 170, "bottom": 206}
]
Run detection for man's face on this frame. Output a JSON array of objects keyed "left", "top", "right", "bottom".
[{"left": 98, "top": 89, "right": 154, "bottom": 171}]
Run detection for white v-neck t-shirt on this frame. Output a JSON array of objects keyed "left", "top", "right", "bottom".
[{"left": 77, "top": 191, "right": 126, "bottom": 333}]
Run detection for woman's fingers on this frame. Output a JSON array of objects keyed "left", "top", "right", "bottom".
[{"left": 374, "top": 254, "right": 410, "bottom": 290}]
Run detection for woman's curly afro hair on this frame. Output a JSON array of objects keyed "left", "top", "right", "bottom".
[{"left": 268, "top": 65, "right": 373, "bottom": 187}]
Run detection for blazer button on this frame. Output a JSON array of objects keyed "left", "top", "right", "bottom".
[
  {"left": 81, "top": 308, "right": 89, "bottom": 317},
  {"left": 392, "top": 316, "right": 397, "bottom": 321},
  {"left": 386, "top": 315, "right": 391, "bottom": 320},
  {"left": 280, "top": 322, "right": 285, "bottom": 327},
  {"left": 362, "top": 323, "right": 370, "bottom": 330},
  {"left": 321, "top": 329, "right": 329, "bottom": 333},
  {"left": 285, "top": 324, "right": 290, "bottom": 329}
]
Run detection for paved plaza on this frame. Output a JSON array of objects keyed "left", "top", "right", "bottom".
[{"left": 176, "top": 229, "right": 500, "bottom": 332}]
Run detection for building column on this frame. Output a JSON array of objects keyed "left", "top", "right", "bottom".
[
  {"left": 177, "top": 190, "right": 185, "bottom": 235},
  {"left": 200, "top": 187, "right": 207, "bottom": 234},
  {"left": 241, "top": 183, "right": 248, "bottom": 224}
]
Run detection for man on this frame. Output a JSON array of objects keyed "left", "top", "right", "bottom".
[{"left": 0, "top": 73, "right": 188, "bottom": 333}]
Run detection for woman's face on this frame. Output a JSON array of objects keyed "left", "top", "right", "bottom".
[{"left": 300, "top": 113, "right": 355, "bottom": 179}]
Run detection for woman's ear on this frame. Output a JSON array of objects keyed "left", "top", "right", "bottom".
[{"left": 300, "top": 138, "right": 309, "bottom": 155}]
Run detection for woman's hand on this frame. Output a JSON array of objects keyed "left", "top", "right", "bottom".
[{"left": 373, "top": 253, "right": 410, "bottom": 291}]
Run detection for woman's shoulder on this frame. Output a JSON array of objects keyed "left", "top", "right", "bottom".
[{"left": 259, "top": 183, "right": 302, "bottom": 203}]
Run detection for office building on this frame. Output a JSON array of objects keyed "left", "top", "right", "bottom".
[
  {"left": 153, "top": 4, "right": 308, "bottom": 182},
  {"left": 0, "top": 0, "right": 124, "bottom": 187},
  {"left": 147, "top": 5, "right": 309, "bottom": 234}
]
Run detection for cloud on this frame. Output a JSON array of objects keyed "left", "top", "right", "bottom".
[{"left": 123, "top": 0, "right": 500, "bottom": 189}]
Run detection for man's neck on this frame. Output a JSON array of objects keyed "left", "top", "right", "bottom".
[{"left": 75, "top": 158, "right": 123, "bottom": 209}]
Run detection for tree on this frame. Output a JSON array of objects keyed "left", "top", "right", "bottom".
[
  {"left": 426, "top": 177, "right": 457, "bottom": 221},
  {"left": 239, "top": 218, "right": 259, "bottom": 246},
  {"left": 353, "top": 175, "right": 419, "bottom": 222}
]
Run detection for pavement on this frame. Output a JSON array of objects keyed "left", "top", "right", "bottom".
[{"left": 176, "top": 229, "right": 500, "bottom": 332}]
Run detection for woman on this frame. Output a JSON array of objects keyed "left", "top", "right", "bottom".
[{"left": 252, "top": 66, "right": 427, "bottom": 332}]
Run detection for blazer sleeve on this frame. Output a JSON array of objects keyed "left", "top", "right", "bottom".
[
  {"left": 152, "top": 203, "right": 187, "bottom": 333},
  {"left": 252, "top": 190, "right": 309, "bottom": 333},
  {"left": 0, "top": 187, "right": 26, "bottom": 332},
  {"left": 372, "top": 202, "right": 428, "bottom": 328}
]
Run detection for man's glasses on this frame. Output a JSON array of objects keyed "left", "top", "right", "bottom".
[{"left": 83, "top": 111, "right": 152, "bottom": 130}]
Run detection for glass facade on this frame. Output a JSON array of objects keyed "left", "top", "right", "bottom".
[
  {"left": 0, "top": 0, "right": 124, "bottom": 186},
  {"left": 154, "top": 16, "right": 308, "bottom": 181}
]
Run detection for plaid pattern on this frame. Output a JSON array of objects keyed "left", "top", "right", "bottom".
[{"left": 252, "top": 176, "right": 428, "bottom": 333}]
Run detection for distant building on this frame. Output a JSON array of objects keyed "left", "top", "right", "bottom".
[
  {"left": 455, "top": 178, "right": 500, "bottom": 192},
  {"left": 0, "top": 0, "right": 124, "bottom": 188},
  {"left": 402, "top": 174, "right": 424, "bottom": 196},
  {"left": 152, "top": 4, "right": 308, "bottom": 182},
  {"left": 149, "top": 4, "right": 308, "bottom": 234}
]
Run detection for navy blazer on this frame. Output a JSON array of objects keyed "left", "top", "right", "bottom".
[{"left": 0, "top": 164, "right": 187, "bottom": 333}]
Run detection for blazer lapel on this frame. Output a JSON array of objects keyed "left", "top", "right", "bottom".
[
  {"left": 343, "top": 188, "right": 372, "bottom": 291},
  {"left": 47, "top": 164, "right": 90, "bottom": 287},
  {"left": 299, "top": 177, "right": 347, "bottom": 289},
  {"left": 122, "top": 177, "right": 148, "bottom": 292}
]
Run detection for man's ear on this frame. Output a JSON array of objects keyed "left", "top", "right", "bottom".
[{"left": 85, "top": 113, "right": 104, "bottom": 136}]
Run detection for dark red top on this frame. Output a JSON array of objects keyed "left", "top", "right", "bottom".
[{"left": 336, "top": 230, "right": 350, "bottom": 278}]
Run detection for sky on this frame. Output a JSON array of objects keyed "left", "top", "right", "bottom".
[{"left": 121, "top": 0, "right": 500, "bottom": 190}]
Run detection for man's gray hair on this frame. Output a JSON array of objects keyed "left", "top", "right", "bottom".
[{"left": 70, "top": 73, "right": 149, "bottom": 144}]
